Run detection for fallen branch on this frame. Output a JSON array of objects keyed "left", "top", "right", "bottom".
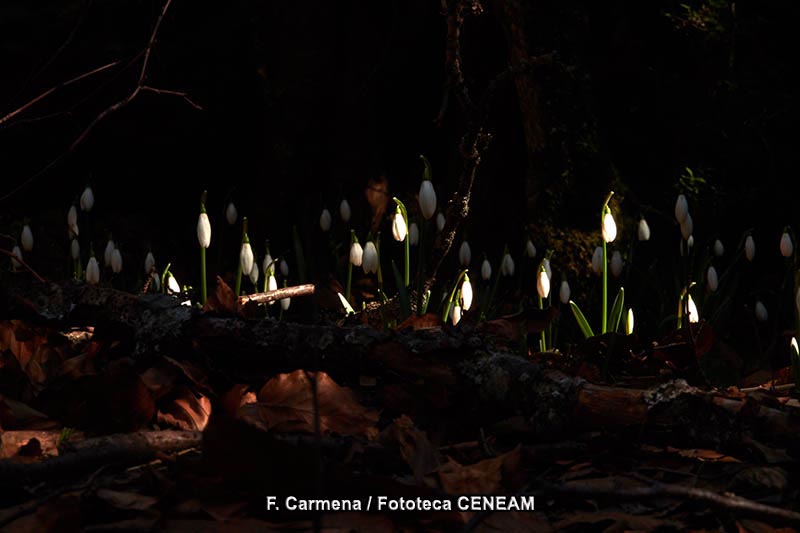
[
  {"left": 0, "top": 248, "right": 47, "bottom": 283},
  {"left": 238, "top": 283, "right": 315, "bottom": 306}
]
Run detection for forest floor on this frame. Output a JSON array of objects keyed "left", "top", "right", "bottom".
[{"left": 1, "top": 277, "right": 799, "bottom": 532}]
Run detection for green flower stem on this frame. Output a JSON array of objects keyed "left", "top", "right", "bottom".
[
  {"left": 161, "top": 263, "right": 172, "bottom": 294},
  {"left": 392, "top": 197, "right": 410, "bottom": 287},
  {"left": 601, "top": 191, "right": 614, "bottom": 333},
  {"left": 416, "top": 221, "right": 427, "bottom": 315},
  {"left": 345, "top": 230, "right": 355, "bottom": 302},
  {"left": 235, "top": 217, "right": 248, "bottom": 297},
  {"left": 443, "top": 269, "right": 469, "bottom": 322},
  {"left": 538, "top": 294, "right": 546, "bottom": 351}
]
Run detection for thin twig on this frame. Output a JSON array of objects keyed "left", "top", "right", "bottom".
[
  {"left": 238, "top": 284, "right": 315, "bottom": 306},
  {"left": 0, "top": 249, "right": 47, "bottom": 283}
]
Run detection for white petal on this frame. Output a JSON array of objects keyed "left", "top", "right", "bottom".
[{"left": 419, "top": 180, "right": 437, "bottom": 220}]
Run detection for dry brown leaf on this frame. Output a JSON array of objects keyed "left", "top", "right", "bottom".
[
  {"left": 157, "top": 386, "right": 212, "bottom": 431},
  {"left": 202, "top": 276, "right": 239, "bottom": 315},
  {"left": 396, "top": 313, "right": 444, "bottom": 330},
  {"left": 438, "top": 446, "right": 522, "bottom": 495},
  {"left": 237, "top": 370, "right": 378, "bottom": 439},
  {"left": 0, "top": 320, "right": 67, "bottom": 389},
  {"left": 381, "top": 415, "right": 441, "bottom": 481}
]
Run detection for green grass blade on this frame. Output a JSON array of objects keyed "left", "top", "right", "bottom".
[
  {"left": 391, "top": 260, "right": 411, "bottom": 320},
  {"left": 569, "top": 301, "right": 595, "bottom": 339},
  {"left": 337, "top": 292, "right": 355, "bottom": 315},
  {"left": 609, "top": 286, "right": 625, "bottom": 332}
]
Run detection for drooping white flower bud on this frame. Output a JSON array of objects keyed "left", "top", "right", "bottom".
[
  {"left": 602, "top": 212, "right": 617, "bottom": 243},
  {"left": 745, "top": 235, "right": 755, "bottom": 262},
  {"left": 536, "top": 268, "right": 550, "bottom": 299},
  {"left": 197, "top": 212, "right": 211, "bottom": 248},
  {"left": 638, "top": 218, "right": 651, "bottom": 241},
  {"left": 263, "top": 254, "right": 274, "bottom": 275},
  {"left": 610, "top": 250, "right": 624, "bottom": 278},
  {"left": 111, "top": 248, "right": 123, "bottom": 273},
  {"left": 481, "top": 258, "right": 492, "bottom": 281},
  {"left": 525, "top": 239, "right": 536, "bottom": 258},
  {"left": 249, "top": 261, "right": 260, "bottom": 286},
  {"left": 675, "top": 194, "right": 688, "bottom": 223},
  {"left": 362, "top": 241, "right": 378, "bottom": 274},
  {"left": 144, "top": 251, "right": 156, "bottom": 274},
  {"left": 280, "top": 259, "right": 289, "bottom": 277},
  {"left": 436, "top": 212, "right": 445, "bottom": 232},
  {"left": 339, "top": 199, "right": 351, "bottom": 222},
  {"left": 687, "top": 295, "right": 699, "bottom": 323},
  {"left": 281, "top": 296, "right": 291, "bottom": 311},
  {"left": 679, "top": 213, "right": 693, "bottom": 241},
  {"left": 755, "top": 301, "right": 768, "bottom": 322},
  {"left": 418, "top": 180, "right": 437, "bottom": 220},
  {"left": 319, "top": 208, "right": 332, "bottom": 232},
  {"left": 713, "top": 239, "right": 724, "bottom": 257},
  {"left": 20, "top": 225, "right": 33, "bottom": 252},
  {"left": 10, "top": 246, "right": 22, "bottom": 271},
  {"left": 226, "top": 202, "right": 238, "bottom": 226},
  {"left": 459, "top": 241, "right": 471, "bottom": 266},
  {"left": 450, "top": 304, "right": 462, "bottom": 326},
  {"left": 240, "top": 242, "right": 254, "bottom": 275},
  {"left": 68, "top": 205, "right": 79, "bottom": 237},
  {"left": 350, "top": 241, "right": 363, "bottom": 266},
  {"left": 151, "top": 271, "right": 161, "bottom": 292},
  {"left": 409, "top": 223, "right": 419, "bottom": 246},
  {"left": 167, "top": 273, "right": 181, "bottom": 294},
  {"left": 104, "top": 239, "right": 115, "bottom": 267},
  {"left": 86, "top": 256, "right": 100, "bottom": 284},
  {"left": 71, "top": 238, "right": 80, "bottom": 260},
  {"left": 461, "top": 278, "right": 473, "bottom": 311},
  {"left": 501, "top": 253, "right": 515, "bottom": 277},
  {"left": 80, "top": 186, "right": 94, "bottom": 212},
  {"left": 267, "top": 274, "right": 277, "bottom": 305},
  {"left": 626, "top": 308, "right": 634, "bottom": 335},
  {"left": 780, "top": 231, "right": 793, "bottom": 258},
  {"left": 706, "top": 265, "right": 719, "bottom": 292},
  {"left": 559, "top": 280, "right": 571, "bottom": 304},
  {"left": 591, "top": 246, "right": 603, "bottom": 275},
  {"left": 687, "top": 235, "right": 694, "bottom": 250},
  {"left": 791, "top": 337, "right": 799, "bottom": 357},
  {"left": 392, "top": 210, "right": 407, "bottom": 242}
]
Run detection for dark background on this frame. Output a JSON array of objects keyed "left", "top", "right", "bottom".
[{"left": 1, "top": 0, "right": 798, "bottom": 309}]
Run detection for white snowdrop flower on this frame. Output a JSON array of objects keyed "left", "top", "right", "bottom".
[
  {"left": 319, "top": 208, "right": 332, "bottom": 232},
  {"left": 226, "top": 202, "right": 238, "bottom": 226},
  {"left": 362, "top": 241, "right": 378, "bottom": 274},
  {"left": 240, "top": 242, "right": 254, "bottom": 276},
  {"left": 459, "top": 241, "right": 471, "bottom": 266},
  {"left": 249, "top": 261, "right": 260, "bottom": 286},
  {"left": 481, "top": 258, "right": 492, "bottom": 281},
  {"left": 713, "top": 239, "right": 724, "bottom": 257},
  {"left": 626, "top": 308, "right": 634, "bottom": 335},
  {"left": 791, "top": 337, "right": 799, "bottom": 357},
  {"left": 10, "top": 246, "right": 22, "bottom": 270},
  {"left": 280, "top": 258, "right": 289, "bottom": 277},
  {"left": 86, "top": 256, "right": 100, "bottom": 284},
  {"left": 638, "top": 218, "right": 651, "bottom": 241},
  {"left": 706, "top": 265, "right": 719, "bottom": 292},
  {"left": 675, "top": 194, "right": 688, "bottom": 224},
  {"left": 537, "top": 268, "right": 550, "bottom": 299},
  {"left": 409, "top": 223, "right": 419, "bottom": 246},
  {"left": 602, "top": 212, "right": 617, "bottom": 243},
  {"left": 263, "top": 253, "right": 274, "bottom": 275},
  {"left": 780, "top": 231, "right": 793, "bottom": 258},
  {"left": 755, "top": 301, "right": 768, "bottom": 322},
  {"left": 525, "top": 239, "right": 536, "bottom": 258},
  {"left": 111, "top": 248, "right": 123, "bottom": 273},
  {"left": 501, "top": 253, "right": 515, "bottom": 277},
  {"left": 104, "top": 239, "right": 115, "bottom": 267},
  {"left": 745, "top": 235, "right": 755, "bottom": 262},
  {"left": 144, "top": 251, "right": 156, "bottom": 274},
  {"left": 461, "top": 278, "right": 473, "bottom": 311},
  {"left": 559, "top": 280, "right": 571, "bottom": 305},
  {"left": 543, "top": 257, "right": 552, "bottom": 280},
  {"left": 418, "top": 180, "right": 437, "bottom": 220},
  {"left": 436, "top": 212, "right": 445, "bottom": 232},
  {"left": 281, "top": 296, "right": 291, "bottom": 311},
  {"left": 68, "top": 205, "right": 79, "bottom": 237},
  {"left": 80, "top": 186, "right": 94, "bottom": 212},
  {"left": 680, "top": 213, "right": 693, "bottom": 241},
  {"left": 167, "top": 273, "right": 181, "bottom": 294},
  {"left": 350, "top": 241, "right": 363, "bottom": 266},
  {"left": 267, "top": 274, "right": 277, "bottom": 305},
  {"left": 591, "top": 246, "right": 603, "bottom": 275},
  {"left": 687, "top": 235, "right": 694, "bottom": 250},
  {"left": 392, "top": 210, "right": 407, "bottom": 242},
  {"left": 20, "top": 225, "right": 33, "bottom": 252},
  {"left": 687, "top": 295, "right": 699, "bottom": 323},
  {"left": 197, "top": 212, "right": 211, "bottom": 248},
  {"left": 339, "top": 199, "right": 351, "bottom": 222},
  {"left": 610, "top": 250, "right": 624, "bottom": 278},
  {"left": 450, "top": 304, "right": 462, "bottom": 326},
  {"left": 71, "top": 238, "right": 80, "bottom": 260}
]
